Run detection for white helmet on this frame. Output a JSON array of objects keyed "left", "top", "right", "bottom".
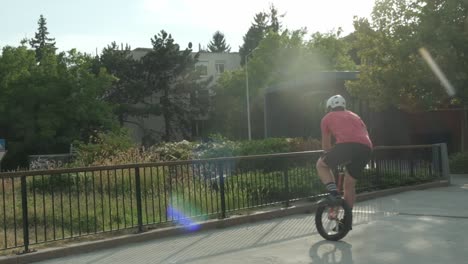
[{"left": 326, "top": 95, "right": 346, "bottom": 110}]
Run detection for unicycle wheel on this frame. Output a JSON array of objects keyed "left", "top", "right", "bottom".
[{"left": 315, "top": 198, "right": 352, "bottom": 241}]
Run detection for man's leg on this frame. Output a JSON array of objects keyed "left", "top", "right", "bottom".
[
  {"left": 343, "top": 171, "right": 356, "bottom": 208},
  {"left": 316, "top": 158, "right": 338, "bottom": 196}
]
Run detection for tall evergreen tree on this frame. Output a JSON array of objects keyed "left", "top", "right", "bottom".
[
  {"left": 239, "top": 5, "right": 284, "bottom": 65},
  {"left": 29, "top": 14, "right": 56, "bottom": 61},
  {"left": 97, "top": 42, "right": 148, "bottom": 126},
  {"left": 141, "top": 31, "right": 207, "bottom": 142},
  {"left": 207, "top": 31, "right": 231, "bottom": 52}
]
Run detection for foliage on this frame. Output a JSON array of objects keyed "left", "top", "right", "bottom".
[
  {"left": 239, "top": 4, "right": 284, "bottom": 65},
  {"left": 308, "top": 29, "right": 357, "bottom": 71},
  {"left": 449, "top": 152, "right": 468, "bottom": 174},
  {"left": 156, "top": 137, "right": 322, "bottom": 161},
  {"left": 239, "top": 138, "right": 290, "bottom": 155},
  {"left": 346, "top": 0, "right": 468, "bottom": 111},
  {"left": 287, "top": 138, "right": 322, "bottom": 152},
  {"left": 210, "top": 28, "right": 355, "bottom": 139},
  {"left": 72, "top": 129, "right": 135, "bottom": 166},
  {"left": 70, "top": 135, "right": 322, "bottom": 165},
  {"left": 153, "top": 140, "right": 198, "bottom": 161},
  {"left": 194, "top": 135, "right": 241, "bottom": 159},
  {"left": 207, "top": 31, "right": 231, "bottom": 52},
  {"left": 140, "top": 30, "right": 207, "bottom": 142},
  {"left": 97, "top": 33, "right": 211, "bottom": 145},
  {"left": 96, "top": 42, "right": 149, "bottom": 125},
  {"left": 0, "top": 45, "right": 118, "bottom": 169},
  {"left": 29, "top": 14, "right": 56, "bottom": 61}
]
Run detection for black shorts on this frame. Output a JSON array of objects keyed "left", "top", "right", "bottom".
[{"left": 322, "top": 143, "right": 372, "bottom": 179}]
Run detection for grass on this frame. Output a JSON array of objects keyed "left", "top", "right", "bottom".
[{"left": 0, "top": 159, "right": 438, "bottom": 251}]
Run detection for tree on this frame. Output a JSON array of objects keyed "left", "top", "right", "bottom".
[
  {"left": 416, "top": 0, "right": 468, "bottom": 106},
  {"left": 209, "top": 29, "right": 355, "bottom": 138},
  {"left": 308, "top": 29, "right": 357, "bottom": 71},
  {"left": 207, "top": 31, "right": 231, "bottom": 52},
  {"left": 346, "top": 0, "right": 468, "bottom": 111},
  {"left": 0, "top": 46, "right": 118, "bottom": 169},
  {"left": 141, "top": 31, "right": 206, "bottom": 142},
  {"left": 29, "top": 14, "right": 56, "bottom": 61},
  {"left": 96, "top": 42, "right": 149, "bottom": 125},
  {"left": 239, "top": 4, "right": 285, "bottom": 65}
]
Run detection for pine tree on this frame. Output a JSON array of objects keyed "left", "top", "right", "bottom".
[
  {"left": 29, "top": 14, "right": 56, "bottom": 61},
  {"left": 239, "top": 5, "right": 284, "bottom": 65},
  {"left": 207, "top": 31, "right": 231, "bottom": 52}
]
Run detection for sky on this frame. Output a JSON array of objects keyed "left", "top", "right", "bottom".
[{"left": 0, "top": 0, "right": 376, "bottom": 55}]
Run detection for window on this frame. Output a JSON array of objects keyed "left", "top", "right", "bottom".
[
  {"left": 197, "top": 61, "right": 208, "bottom": 76},
  {"left": 215, "top": 61, "right": 225, "bottom": 74}
]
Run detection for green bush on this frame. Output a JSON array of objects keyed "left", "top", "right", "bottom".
[
  {"left": 287, "top": 137, "right": 322, "bottom": 152},
  {"left": 28, "top": 174, "right": 79, "bottom": 193},
  {"left": 239, "top": 138, "right": 291, "bottom": 155},
  {"left": 155, "top": 140, "right": 198, "bottom": 161},
  {"left": 195, "top": 135, "right": 241, "bottom": 159},
  {"left": 450, "top": 152, "right": 468, "bottom": 174},
  {"left": 71, "top": 135, "right": 322, "bottom": 166},
  {"left": 193, "top": 136, "right": 320, "bottom": 160},
  {"left": 72, "top": 129, "right": 134, "bottom": 166}
]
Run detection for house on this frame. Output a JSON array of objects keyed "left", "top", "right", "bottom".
[{"left": 125, "top": 49, "right": 241, "bottom": 144}]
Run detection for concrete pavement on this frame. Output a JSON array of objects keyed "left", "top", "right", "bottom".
[{"left": 35, "top": 175, "right": 468, "bottom": 264}]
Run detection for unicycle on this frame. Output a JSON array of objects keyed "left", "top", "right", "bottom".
[{"left": 315, "top": 168, "right": 352, "bottom": 241}]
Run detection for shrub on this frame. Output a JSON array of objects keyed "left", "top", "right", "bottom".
[
  {"left": 154, "top": 140, "right": 197, "bottom": 161},
  {"left": 71, "top": 129, "right": 135, "bottom": 166},
  {"left": 288, "top": 137, "right": 322, "bottom": 152},
  {"left": 449, "top": 152, "right": 468, "bottom": 174},
  {"left": 72, "top": 135, "right": 323, "bottom": 166},
  {"left": 194, "top": 135, "right": 241, "bottom": 159},
  {"left": 239, "top": 138, "right": 291, "bottom": 155}
]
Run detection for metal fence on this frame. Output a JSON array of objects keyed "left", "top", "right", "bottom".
[{"left": 0, "top": 144, "right": 447, "bottom": 253}]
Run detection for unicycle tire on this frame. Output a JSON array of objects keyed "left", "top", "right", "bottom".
[{"left": 315, "top": 198, "right": 352, "bottom": 241}]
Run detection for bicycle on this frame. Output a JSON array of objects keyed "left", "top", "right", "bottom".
[{"left": 315, "top": 168, "right": 353, "bottom": 241}]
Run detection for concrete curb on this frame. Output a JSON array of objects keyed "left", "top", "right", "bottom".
[
  {"left": 450, "top": 174, "right": 468, "bottom": 177},
  {"left": 0, "top": 180, "right": 449, "bottom": 264}
]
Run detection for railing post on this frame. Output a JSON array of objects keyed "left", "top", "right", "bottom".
[
  {"left": 375, "top": 157, "right": 382, "bottom": 188},
  {"left": 283, "top": 167, "right": 290, "bottom": 207},
  {"left": 20, "top": 176, "right": 31, "bottom": 254},
  {"left": 134, "top": 167, "right": 143, "bottom": 232},
  {"left": 218, "top": 162, "right": 226, "bottom": 219},
  {"left": 410, "top": 158, "right": 415, "bottom": 178},
  {"left": 438, "top": 143, "right": 451, "bottom": 184},
  {"left": 431, "top": 144, "right": 440, "bottom": 179}
]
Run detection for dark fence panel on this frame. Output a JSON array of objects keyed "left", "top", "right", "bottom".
[{"left": 0, "top": 145, "right": 445, "bottom": 253}]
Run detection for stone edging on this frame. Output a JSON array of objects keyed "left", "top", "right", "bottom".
[{"left": 0, "top": 180, "right": 449, "bottom": 264}]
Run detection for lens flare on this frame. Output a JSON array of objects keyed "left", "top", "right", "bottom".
[
  {"left": 419, "top": 47, "right": 456, "bottom": 97},
  {"left": 166, "top": 193, "right": 202, "bottom": 231},
  {"left": 167, "top": 206, "right": 201, "bottom": 231}
]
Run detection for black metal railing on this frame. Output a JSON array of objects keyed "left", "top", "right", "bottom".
[{"left": 0, "top": 144, "right": 447, "bottom": 253}]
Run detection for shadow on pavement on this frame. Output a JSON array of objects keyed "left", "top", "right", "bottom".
[{"left": 309, "top": 240, "right": 354, "bottom": 264}]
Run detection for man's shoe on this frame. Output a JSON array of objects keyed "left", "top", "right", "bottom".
[
  {"left": 320, "top": 193, "right": 341, "bottom": 206},
  {"left": 332, "top": 218, "right": 352, "bottom": 232}
]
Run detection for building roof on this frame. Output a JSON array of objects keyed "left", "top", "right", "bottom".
[
  {"left": 131, "top": 48, "right": 239, "bottom": 56},
  {"left": 265, "top": 71, "right": 359, "bottom": 94}
]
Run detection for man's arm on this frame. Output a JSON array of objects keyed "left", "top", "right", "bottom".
[
  {"left": 321, "top": 116, "right": 332, "bottom": 151},
  {"left": 322, "top": 132, "right": 332, "bottom": 151}
]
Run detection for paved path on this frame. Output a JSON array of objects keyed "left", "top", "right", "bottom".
[{"left": 36, "top": 176, "right": 468, "bottom": 264}]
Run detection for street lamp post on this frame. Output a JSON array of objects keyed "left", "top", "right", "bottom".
[{"left": 245, "top": 48, "right": 257, "bottom": 141}]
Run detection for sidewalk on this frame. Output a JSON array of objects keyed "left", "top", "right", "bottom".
[{"left": 34, "top": 175, "right": 468, "bottom": 264}]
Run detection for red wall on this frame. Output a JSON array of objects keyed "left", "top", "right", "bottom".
[{"left": 369, "top": 109, "right": 466, "bottom": 154}]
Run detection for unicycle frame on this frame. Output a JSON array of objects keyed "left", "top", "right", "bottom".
[
  {"left": 335, "top": 167, "right": 345, "bottom": 195},
  {"left": 328, "top": 168, "right": 345, "bottom": 219}
]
